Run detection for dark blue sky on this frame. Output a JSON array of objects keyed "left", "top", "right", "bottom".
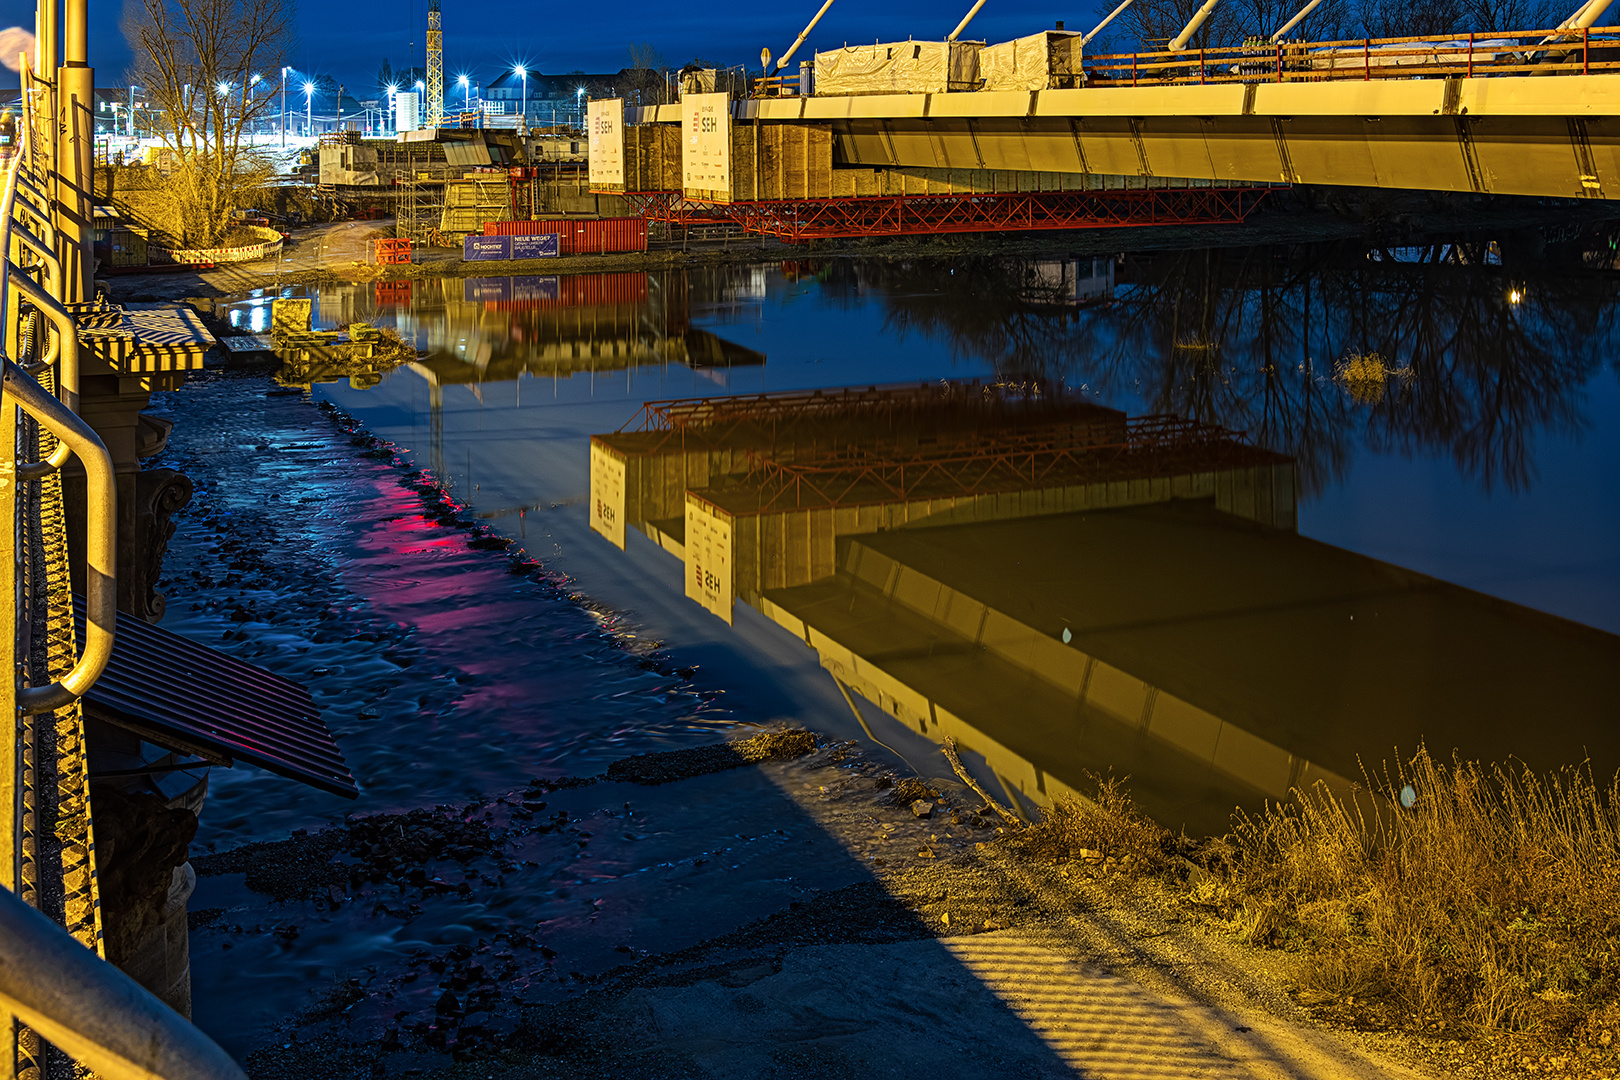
[{"left": 11, "top": 0, "right": 1100, "bottom": 92}]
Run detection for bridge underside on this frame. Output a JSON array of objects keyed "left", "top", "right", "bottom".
[
  {"left": 833, "top": 113, "right": 1614, "bottom": 200},
  {"left": 632, "top": 75, "right": 1620, "bottom": 200}
]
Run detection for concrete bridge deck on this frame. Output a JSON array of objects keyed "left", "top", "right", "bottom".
[{"left": 624, "top": 66, "right": 1620, "bottom": 199}]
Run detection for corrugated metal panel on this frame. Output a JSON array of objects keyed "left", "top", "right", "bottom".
[
  {"left": 482, "top": 218, "right": 647, "bottom": 252},
  {"left": 80, "top": 603, "right": 358, "bottom": 798}
]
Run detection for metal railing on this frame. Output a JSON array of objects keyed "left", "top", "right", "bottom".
[
  {"left": 1082, "top": 24, "right": 1620, "bottom": 86},
  {"left": 3, "top": 66, "right": 113, "bottom": 713},
  {"left": 0, "top": 889, "right": 244, "bottom": 1080}
]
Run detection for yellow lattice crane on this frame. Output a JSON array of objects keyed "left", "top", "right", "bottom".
[{"left": 426, "top": 0, "right": 445, "bottom": 128}]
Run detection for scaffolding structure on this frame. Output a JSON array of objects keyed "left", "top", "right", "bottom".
[
  {"left": 731, "top": 414, "right": 1284, "bottom": 512},
  {"left": 614, "top": 380, "right": 1122, "bottom": 459},
  {"left": 623, "top": 187, "right": 1270, "bottom": 241}
]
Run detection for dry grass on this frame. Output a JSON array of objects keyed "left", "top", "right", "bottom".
[
  {"left": 1006, "top": 773, "right": 1169, "bottom": 871},
  {"left": 1235, "top": 750, "right": 1620, "bottom": 1041},
  {"left": 1012, "top": 751, "right": 1620, "bottom": 1045},
  {"left": 1334, "top": 351, "right": 1415, "bottom": 404}
]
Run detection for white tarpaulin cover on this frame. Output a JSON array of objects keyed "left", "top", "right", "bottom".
[
  {"left": 813, "top": 40, "right": 982, "bottom": 95},
  {"left": 979, "top": 31, "right": 1083, "bottom": 90},
  {"left": 587, "top": 98, "right": 624, "bottom": 188},
  {"left": 682, "top": 92, "right": 731, "bottom": 198}
]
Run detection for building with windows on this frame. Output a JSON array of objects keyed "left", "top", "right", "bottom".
[{"left": 479, "top": 68, "right": 657, "bottom": 126}]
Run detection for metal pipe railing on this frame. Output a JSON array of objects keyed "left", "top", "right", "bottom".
[
  {"left": 0, "top": 886, "right": 245, "bottom": 1080},
  {"left": 3, "top": 359, "right": 114, "bottom": 714}
]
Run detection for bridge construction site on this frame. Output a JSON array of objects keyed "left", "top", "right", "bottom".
[
  {"left": 586, "top": 11, "right": 1620, "bottom": 240},
  {"left": 304, "top": 0, "right": 1620, "bottom": 250}
]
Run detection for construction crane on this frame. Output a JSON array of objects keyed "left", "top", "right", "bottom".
[{"left": 425, "top": 0, "right": 444, "bottom": 129}]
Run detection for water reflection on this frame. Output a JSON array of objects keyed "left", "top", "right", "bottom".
[
  {"left": 583, "top": 377, "right": 1620, "bottom": 836},
  {"left": 840, "top": 233, "right": 1620, "bottom": 494}
]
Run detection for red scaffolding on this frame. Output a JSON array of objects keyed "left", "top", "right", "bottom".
[
  {"left": 732, "top": 414, "right": 1282, "bottom": 513},
  {"left": 624, "top": 187, "right": 1269, "bottom": 241}
]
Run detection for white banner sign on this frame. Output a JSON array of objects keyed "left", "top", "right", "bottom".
[
  {"left": 682, "top": 92, "right": 730, "bottom": 199},
  {"left": 685, "top": 494, "right": 734, "bottom": 624},
  {"left": 589, "top": 440, "right": 627, "bottom": 549},
  {"left": 587, "top": 98, "right": 624, "bottom": 188}
]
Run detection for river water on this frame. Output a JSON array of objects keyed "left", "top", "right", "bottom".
[{"left": 176, "top": 238, "right": 1620, "bottom": 842}]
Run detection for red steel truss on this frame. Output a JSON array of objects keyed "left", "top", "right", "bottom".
[
  {"left": 623, "top": 187, "right": 1269, "bottom": 241},
  {"left": 734, "top": 414, "right": 1284, "bottom": 512}
]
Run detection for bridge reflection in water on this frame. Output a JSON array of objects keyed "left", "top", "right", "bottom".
[
  {"left": 590, "top": 382, "right": 1620, "bottom": 834},
  {"left": 289, "top": 252, "right": 1619, "bottom": 835}
]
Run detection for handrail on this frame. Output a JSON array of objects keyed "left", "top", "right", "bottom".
[
  {"left": 3, "top": 359, "right": 115, "bottom": 714},
  {"left": 0, "top": 886, "right": 246, "bottom": 1080},
  {"left": 1076, "top": 22, "right": 1620, "bottom": 85},
  {"left": 9, "top": 270, "right": 81, "bottom": 413}
]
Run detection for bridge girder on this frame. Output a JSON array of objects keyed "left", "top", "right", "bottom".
[{"left": 630, "top": 75, "right": 1620, "bottom": 200}]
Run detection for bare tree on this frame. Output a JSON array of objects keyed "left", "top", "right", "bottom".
[
  {"left": 122, "top": 0, "right": 294, "bottom": 247},
  {"left": 626, "top": 41, "right": 669, "bottom": 105}
]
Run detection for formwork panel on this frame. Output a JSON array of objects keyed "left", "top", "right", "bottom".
[
  {"left": 939, "top": 591, "right": 987, "bottom": 642},
  {"left": 810, "top": 508, "right": 837, "bottom": 582},
  {"left": 1213, "top": 721, "right": 1294, "bottom": 797},
  {"left": 1274, "top": 463, "right": 1298, "bottom": 531},
  {"left": 979, "top": 608, "right": 1036, "bottom": 669},
  {"left": 1085, "top": 663, "right": 1149, "bottom": 728},
  {"left": 1073, "top": 120, "right": 1143, "bottom": 176},
  {"left": 785, "top": 510, "right": 813, "bottom": 589},
  {"left": 1145, "top": 693, "right": 1222, "bottom": 761},
  {"left": 1026, "top": 634, "right": 1089, "bottom": 696},
  {"left": 892, "top": 567, "right": 945, "bottom": 620},
  {"left": 1361, "top": 118, "right": 1477, "bottom": 195}
]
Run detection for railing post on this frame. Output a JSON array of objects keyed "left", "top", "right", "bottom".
[
  {"left": 1277, "top": 42, "right": 1283, "bottom": 82},
  {"left": 1364, "top": 38, "right": 1370, "bottom": 80},
  {"left": 1468, "top": 33, "right": 1474, "bottom": 77},
  {"left": 1132, "top": 53, "right": 1138, "bottom": 86},
  {"left": 1585, "top": 26, "right": 1590, "bottom": 74},
  {"left": 1200, "top": 47, "right": 1206, "bottom": 83}
]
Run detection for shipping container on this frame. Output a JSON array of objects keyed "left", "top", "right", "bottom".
[{"left": 481, "top": 217, "right": 647, "bottom": 254}]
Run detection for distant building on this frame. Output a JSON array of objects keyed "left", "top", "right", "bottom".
[{"left": 480, "top": 68, "right": 657, "bottom": 122}]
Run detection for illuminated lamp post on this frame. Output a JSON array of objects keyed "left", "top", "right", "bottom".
[
  {"left": 280, "top": 66, "right": 291, "bottom": 146},
  {"left": 303, "top": 80, "right": 315, "bottom": 136},
  {"left": 513, "top": 64, "right": 526, "bottom": 132},
  {"left": 244, "top": 72, "right": 260, "bottom": 140}
]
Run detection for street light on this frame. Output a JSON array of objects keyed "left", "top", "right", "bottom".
[
  {"left": 458, "top": 74, "right": 470, "bottom": 116},
  {"left": 303, "top": 80, "right": 315, "bottom": 136},
  {"left": 513, "top": 64, "right": 526, "bottom": 130},
  {"left": 245, "top": 73, "right": 261, "bottom": 141},
  {"left": 280, "top": 67, "right": 292, "bottom": 146}
]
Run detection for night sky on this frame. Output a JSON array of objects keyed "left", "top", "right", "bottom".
[{"left": 6, "top": 0, "right": 1104, "bottom": 93}]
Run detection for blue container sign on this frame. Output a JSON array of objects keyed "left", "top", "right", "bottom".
[
  {"left": 511, "top": 233, "right": 560, "bottom": 259},
  {"left": 463, "top": 235, "right": 510, "bottom": 260},
  {"left": 510, "top": 276, "right": 560, "bottom": 302},
  {"left": 463, "top": 277, "right": 511, "bottom": 302}
]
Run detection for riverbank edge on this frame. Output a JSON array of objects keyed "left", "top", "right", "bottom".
[{"left": 100, "top": 189, "right": 1620, "bottom": 304}]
